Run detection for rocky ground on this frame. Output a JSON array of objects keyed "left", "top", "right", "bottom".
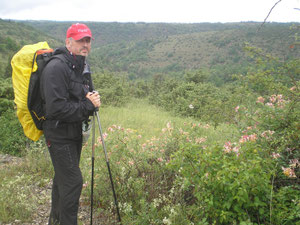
[
  {"left": 0, "top": 154, "right": 108, "bottom": 225},
  {"left": 0, "top": 154, "right": 23, "bottom": 168}
]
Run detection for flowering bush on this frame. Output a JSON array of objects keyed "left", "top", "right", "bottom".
[
  {"left": 82, "top": 123, "right": 176, "bottom": 223},
  {"left": 168, "top": 93, "right": 300, "bottom": 224},
  {"left": 81, "top": 121, "right": 237, "bottom": 224},
  {"left": 231, "top": 91, "right": 299, "bottom": 223},
  {"left": 81, "top": 90, "right": 299, "bottom": 224},
  {"left": 170, "top": 129, "right": 277, "bottom": 224},
  {"left": 236, "top": 91, "right": 299, "bottom": 183}
]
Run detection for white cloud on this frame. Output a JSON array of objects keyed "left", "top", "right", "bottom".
[
  {"left": 0, "top": 1, "right": 50, "bottom": 14},
  {"left": 0, "top": 0, "right": 299, "bottom": 23}
]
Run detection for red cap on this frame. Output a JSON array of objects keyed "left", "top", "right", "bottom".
[{"left": 66, "top": 23, "right": 93, "bottom": 40}]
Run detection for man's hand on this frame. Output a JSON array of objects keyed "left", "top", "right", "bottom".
[{"left": 86, "top": 91, "right": 101, "bottom": 108}]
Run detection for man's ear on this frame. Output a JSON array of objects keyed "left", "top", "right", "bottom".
[{"left": 65, "top": 38, "right": 71, "bottom": 49}]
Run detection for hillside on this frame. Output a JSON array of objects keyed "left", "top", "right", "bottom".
[
  {"left": 1, "top": 20, "right": 299, "bottom": 80},
  {"left": 23, "top": 21, "right": 247, "bottom": 46},
  {"left": 90, "top": 22, "right": 299, "bottom": 78},
  {"left": 0, "top": 19, "right": 62, "bottom": 78}
]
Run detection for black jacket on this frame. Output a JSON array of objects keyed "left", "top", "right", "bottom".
[{"left": 41, "top": 47, "right": 95, "bottom": 142}]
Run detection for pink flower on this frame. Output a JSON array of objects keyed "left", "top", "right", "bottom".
[
  {"left": 269, "top": 95, "right": 277, "bottom": 103},
  {"left": 271, "top": 152, "right": 281, "bottom": 159},
  {"left": 82, "top": 181, "right": 88, "bottom": 188},
  {"left": 129, "top": 160, "right": 134, "bottom": 166},
  {"left": 277, "top": 94, "right": 283, "bottom": 101},
  {"left": 223, "top": 141, "right": 240, "bottom": 156},
  {"left": 233, "top": 146, "right": 240, "bottom": 153},
  {"left": 249, "top": 134, "right": 257, "bottom": 141},
  {"left": 282, "top": 167, "right": 296, "bottom": 178},
  {"left": 235, "top": 106, "right": 240, "bottom": 112},
  {"left": 223, "top": 141, "right": 232, "bottom": 153},
  {"left": 256, "top": 96, "right": 265, "bottom": 104},
  {"left": 239, "top": 135, "right": 249, "bottom": 143},
  {"left": 107, "top": 127, "right": 115, "bottom": 132},
  {"left": 195, "top": 137, "right": 207, "bottom": 144},
  {"left": 239, "top": 134, "right": 257, "bottom": 143},
  {"left": 97, "top": 134, "right": 107, "bottom": 144},
  {"left": 157, "top": 158, "right": 163, "bottom": 162},
  {"left": 261, "top": 130, "right": 275, "bottom": 139}
]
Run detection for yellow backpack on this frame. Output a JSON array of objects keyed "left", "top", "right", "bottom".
[{"left": 11, "top": 42, "right": 53, "bottom": 141}]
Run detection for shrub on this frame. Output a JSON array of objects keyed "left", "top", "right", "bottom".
[
  {"left": 81, "top": 121, "right": 239, "bottom": 224},
  {"left": 235, "top": 91, "right": 300, "bottom": 186},
  {"left": 0, "top": 109, "right": 28, "bottom": 156},
  {"left": 170, "top": 136, "right": 275, "bottom": 224},
  {"left": 92, "top": 72, "right": 129, "bottom": 107},
  {"left": 169, "top": 91, "right": 300, "bottom": 224}
]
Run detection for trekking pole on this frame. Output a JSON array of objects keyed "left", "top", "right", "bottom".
[
  {"left": 90, "top": 113, "right": 96, "bottom": 225},
  {"left": 95, "top": 110, "right": 122, "bottom": 224}
]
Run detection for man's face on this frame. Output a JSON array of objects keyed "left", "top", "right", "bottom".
[{"left": 66, "top": 37, "right": 91, "bottom": 57}]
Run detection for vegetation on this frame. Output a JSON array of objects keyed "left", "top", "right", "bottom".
[{"left": 0, "top": 19, "right": 299, "bottom": 224}]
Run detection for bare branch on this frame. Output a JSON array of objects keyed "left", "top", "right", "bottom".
[{"left": 257, "top": 0, "right": 283, "bottom": 32}]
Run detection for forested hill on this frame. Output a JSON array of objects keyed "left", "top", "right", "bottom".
[
  {"left": 23, "top": 20, "right": 299, "bottom": 79},
  {"left": 1, "top": 19, "right": 299, "bottom": 80},
  {"left": 23, "top": 21, "right": 251, "bottom": 46},
  {"left": 0, "top": 19, "right": 62, "bottom": 78}
]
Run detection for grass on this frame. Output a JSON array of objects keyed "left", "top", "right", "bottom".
[
  {"left": 0, "top": 143, "right": 52, "bottom": 223},
  {"left": 98, "top": 99, "right": 196, "bottom": 139},
  {"left": 97, "top": 99, "right": 239, "bottom": 145}
]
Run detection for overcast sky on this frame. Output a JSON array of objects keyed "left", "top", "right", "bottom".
[{"left": 0, "top": 0, "right": 299, "bottom": 23}]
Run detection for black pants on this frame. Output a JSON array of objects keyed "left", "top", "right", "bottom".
[{"left": 47, "top": 140, "right": 83, "bottom": 225}]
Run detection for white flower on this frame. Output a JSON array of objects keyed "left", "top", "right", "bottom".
[
  {"left": 189, "top": 104, "right": 194, "bottom": 109},
  {"left": 163, "top": 217, "right": 172, "bottom": 225}
]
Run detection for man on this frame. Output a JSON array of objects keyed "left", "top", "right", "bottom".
[{"left": 41, "top": 23, "right": 100, "bottom": 225}]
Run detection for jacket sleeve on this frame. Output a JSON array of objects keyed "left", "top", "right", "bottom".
[{"left": 42, "top": 58, "right": 95, "bottom": 122}]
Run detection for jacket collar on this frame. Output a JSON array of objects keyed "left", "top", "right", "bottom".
[{"left": 54, "top": 47, "right": 86, "bottom": 73}]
